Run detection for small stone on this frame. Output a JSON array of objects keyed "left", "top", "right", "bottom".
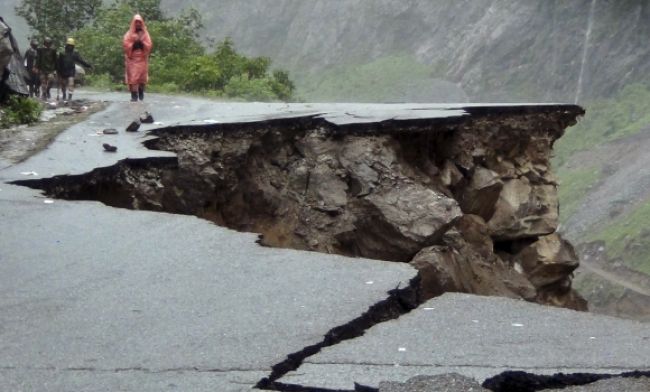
[
  {"left": 103, "top": 143, "right": 117, "bottom": 152},
  {"left": 139, "top": 112, "right": 154, "bottom": 123},
  {"left": 103, "top": 128, "right": 118, "bottom": 135},
  {"left": 126, "top": 120, "right": 141, "bottom": 132}
]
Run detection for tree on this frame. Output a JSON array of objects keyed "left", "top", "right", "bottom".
[
  {"left": 113, "top": 0, "right": 167, "bottom": 22},
  {"left": 16, "top": 0, "right": 101, "bottom": 45}
]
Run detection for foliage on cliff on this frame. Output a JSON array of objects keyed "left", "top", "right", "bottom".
[
  {"left": 299, "top": 55, "right": 433, "bottom": 102},
  {"left": 554, "top": 83, "right": 650, "bottom": 280},
  {"left": 555, "top": 84, "right": 650, "bottom": 167},
  {"left": 587, "top": 200, "right": 650, "bottom": 276}
]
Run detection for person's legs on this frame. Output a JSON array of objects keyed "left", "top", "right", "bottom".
[
  {"left": 129, "top": 84, "right": 138, "bottom": 101},
  {"left": 59, "top": 76, "right": 67, "bottom": 101},
  {"left": 28, "top": 73, "right": 36, "bottom": 97},
  {"left": 138, "top": 84, "right": 144, "bottom": 101},
  {"left": 67, "top": 77, "right": 74, "bottom": 100},
  {"left": 39, "top": 72, "right": 49, "bottom": 100},
  {"left": 33, "top": 74, "right": 40, "bottom": 98}
]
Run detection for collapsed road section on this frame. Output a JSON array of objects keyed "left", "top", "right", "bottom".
[{"left": 13, "top": 103, "right": 586, "bottom": 311}]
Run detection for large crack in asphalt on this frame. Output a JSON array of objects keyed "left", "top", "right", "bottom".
[
  {"left": 255, "top": 276, "right": 420, "bottom": 392},
  {"left": 8, "top": 118, "right": 431, "bottom": 391}
]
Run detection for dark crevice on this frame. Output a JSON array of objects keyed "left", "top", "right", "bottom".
[
  {"left": 263, "top": 382, "right": 377, "bottom": 392},
  {"left": 254, "top": 275, "right": 420, "bottom": 391},
  {"left": 482, "top": 369, "right": 650, "bottom": 392}
]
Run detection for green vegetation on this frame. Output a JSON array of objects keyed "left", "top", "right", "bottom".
[
  {"left": 554, "top": 83, "right": 650, "bottom": 236},
  {"left": 18, "top": 0, "right": 295, "bottom": 101},
  {"left": 0, "top": 95, "right": 42, "bottom": 128},
  {"left": 587, "top": 200, "right": 650, "bottom": 275},
  {"left": 557, "top": 167, "right": 601, "bottom": 223},
  {"left": 15, "top": 0, "right": 101, "bottom": 45},
  {"left": 551, "top": 82, "right": 650, "bottom": 283},
  {"left": 299, "top": 55, "right": 434, "bottom": 102},
  {"left": 573, "top": 272, "right": 627, "bottom": 306},
  {"left": 554, "top": 83, "right": 650, "bottom": 167}
]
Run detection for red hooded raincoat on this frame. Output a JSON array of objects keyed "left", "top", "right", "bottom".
[{"left": 123, "top": 14, "right": 152, "bottom": 88}]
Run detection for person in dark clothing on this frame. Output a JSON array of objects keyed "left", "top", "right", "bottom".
[
  {"left": 23, "top": 39, "right": 39, "bottom": 97},
  {"left": 56, "top": 37, "right": 91, "bottom": 101},
  {"left": 34, "top": 37, "right": 57, "bottom": 100}
]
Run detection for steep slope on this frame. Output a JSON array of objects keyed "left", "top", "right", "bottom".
[
  {"left": 162, "top": 0, "right": 650, "bottom": 103},
  {"left": 553, "top": 86, "right": 650, "bottom": 320}
]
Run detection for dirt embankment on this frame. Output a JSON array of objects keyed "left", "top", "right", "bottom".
[{"left": 14, "top": 105, "right": 588, "bottom": 311}]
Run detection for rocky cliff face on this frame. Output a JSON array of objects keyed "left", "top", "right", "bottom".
[
  {"left": 15, "top": 104, "right": 587, "bottom": 310},
  {"left": 162, "top": 0, "right": 650, "bottom": 103}
]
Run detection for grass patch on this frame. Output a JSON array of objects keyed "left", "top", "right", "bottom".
[
  {"left": 0, "top": 95, "right": 42, "bottom": 128},
  {"left": 588, "top": 200, "right": 650, "bottom": 275},
  {"left": 299, "top": 55, "right": 437, "bottom": 102},
  {"left": 574, "top": 272, "right": 627, "bottom": 306},
  {"left": 554, "top": 83, "right": 650, "bottom": 167},
  {"left": 557, "top": 167, "right": 601, "bottom": 223}
]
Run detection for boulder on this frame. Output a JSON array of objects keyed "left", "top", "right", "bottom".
[
  {"left": 512, "top": 233, "right": 580, "bottom": 288},
  {"left": 458, "top": 166, "right": 503, "bottom": 221},
  {"left": 355, "top": 184, "right": 462, "bottom": 262},
  {"left": 439, "top": 159, "right": 464, "bottom": 187},
  {"left": 488, "top": 177, "right": 558, "bottom": 240},
  {"left": 411, "top": 215, "right": 536, "bottom": 301}
]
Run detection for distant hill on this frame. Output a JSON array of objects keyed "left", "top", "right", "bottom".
[{"left": 161, "top": 0, "right": 649, "bottom": 104}]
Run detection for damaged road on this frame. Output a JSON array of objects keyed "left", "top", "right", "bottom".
[{"left": 1, "top": 92, "right": 648, "bottom": 391}]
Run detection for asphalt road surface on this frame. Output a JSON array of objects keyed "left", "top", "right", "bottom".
[{"left": 1, "top": 91, "right": 648, "bottom": 391}]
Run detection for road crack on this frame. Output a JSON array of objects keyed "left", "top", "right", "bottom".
[{"left": 255, "top": 276, "right": 421, "bottom": 392}]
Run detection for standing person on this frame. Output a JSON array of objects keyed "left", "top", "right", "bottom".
[
  {"left": 123, "top": 14, "right": 152, "bottom": 102},
  {"left": 56, "top": 37, "right": 92, "bottom": 102},
  {"left": 34, "top": 37, "right": 58, "bottom": 100},
  {"left": 23, "top": 39, "right": 39, "bottom": 97}
]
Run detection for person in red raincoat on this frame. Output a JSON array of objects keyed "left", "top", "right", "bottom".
[{"left": 123, "top": 14, "right": 152, "bottom": 101}]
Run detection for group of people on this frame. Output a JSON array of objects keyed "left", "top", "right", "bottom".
[
  {"left": 23, "top": 14, "right": 152, "bottom": 103},
  {"left": 24, "top": 36, "right": 92, "bottom": 101}
]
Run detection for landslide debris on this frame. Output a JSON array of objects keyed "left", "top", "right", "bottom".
[{"left": 13, "top": 105, "right": 587, "bottom": 310}]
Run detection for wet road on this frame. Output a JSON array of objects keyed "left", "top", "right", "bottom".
[{"left": 0, "top": 91, "right": 647, "bottom": 391}]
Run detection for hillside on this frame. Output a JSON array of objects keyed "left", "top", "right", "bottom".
[{"left": 161, "top": 0, "right": 649, "bottom": 103}]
